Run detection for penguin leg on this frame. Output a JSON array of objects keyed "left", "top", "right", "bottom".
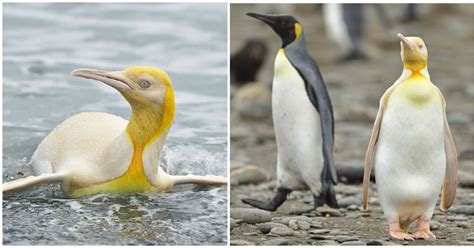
[
  {"left": 388, "top": 221, "right": 415, "bottom": 241},
  {"left": 413, "top": 217, "right": 436, "bottom": 240},
  {"left": 3, "top": 173, "right": 66, "bottom": 193},
  {"left": 242, "top": 187, "right": 292, "bottom": 212}
]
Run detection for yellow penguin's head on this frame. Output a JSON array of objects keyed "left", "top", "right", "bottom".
[
  {"left": 71, "top": 66, "right": 174, "bottom": 111},
  {"left": 398, "top": 33, "right": 428, "bottom": 71}
]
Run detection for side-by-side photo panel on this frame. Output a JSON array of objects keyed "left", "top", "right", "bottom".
[
  {"left": 230, "top": 3, "right": 473, "bottom": 245},
  {"left": 3, "top": 3, "right": 228, "bottom": 245}
]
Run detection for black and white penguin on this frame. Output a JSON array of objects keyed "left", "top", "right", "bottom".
[{"left": 242, "top": 13, "right": 338, "bottom": 211}]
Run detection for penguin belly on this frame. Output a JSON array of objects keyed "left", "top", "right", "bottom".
[
  {"left": 374, "top": 91, "right": 445, "bottom": 222},
  {"left": 272, "top": 50, "right": 324, "bottom": 193},
  {"left": 31, "top": 112, "right": 133, "bottom": 186}
]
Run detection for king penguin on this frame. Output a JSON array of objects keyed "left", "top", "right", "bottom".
[
  {"left": 363, "top": 34, "right": 458, "bottom": 240},
  {"left": 3, "top": 66, "right": 227, "bottom": 198},
  {"left": 242, "top": 13, "right": 338, "bottom": 211}
]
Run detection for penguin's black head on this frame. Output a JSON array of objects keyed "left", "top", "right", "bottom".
[{"left": 247, "top": 12, "right": 302, "bottom": 48}]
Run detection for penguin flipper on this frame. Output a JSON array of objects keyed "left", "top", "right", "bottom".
[
  {"left": 242, "top": 187, "right": 292, "bottom": 211},
  {"left": 3, "top": 173, "right": 66, "bottom": 193},
  {"left": 438, "top": 92, "right": 458, "bottom": 211},
  {"left": 363, "top": 83, "right": 398, "bottom": 209}
]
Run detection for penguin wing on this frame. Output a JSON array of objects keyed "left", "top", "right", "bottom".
[
  {"left": 362, "top": 83, "right": 398, "bottom": 209},
  {"left": 437, "top": 91, "right": 458, "bottom": 211},
  {"left": 285, "top": 37, "right": 337, "bottom": 186}
]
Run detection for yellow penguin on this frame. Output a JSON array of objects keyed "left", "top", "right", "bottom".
[
  {"left": 3, "top": 66, "right": 227, "bottom": 198},
  {"left": 363, "top": 34, "right": 458, "bottom": 240}
]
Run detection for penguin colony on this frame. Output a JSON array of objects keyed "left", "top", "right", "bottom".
[
  {"left": 3, "top": 66, "right": 227, "bottom": 197},
  {"left": 239, "top": 12, "right": 457, "bottom": 241}
]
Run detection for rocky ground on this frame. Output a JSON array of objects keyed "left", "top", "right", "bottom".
[{"left": 230, "top": 4, "right": 474, "bottom": 246}]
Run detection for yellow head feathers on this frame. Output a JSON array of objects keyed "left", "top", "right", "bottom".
[{"left": 398, "top": 33, "right": 429, "bottom": 72}]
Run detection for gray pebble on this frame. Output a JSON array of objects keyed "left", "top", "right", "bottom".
[
  {"left": 347, "top": 205, "right": 359, "bottom": 211},
  {"left": 310, "top": 235, "right": 333, "bottom": 240},
  {"left": 430, "top": 220, "right": 442, "bottom": 230},
  {"left": 310, "top": 229, "right": 331, "bottom": 234},
  {"left": 262, "top": 238, "right": 289, "bottom": 245},
  {"left": 459, "top": 241, "right": 474, "bottom": 245},
  {"left": 270, "top": 227, "right": 296, "bottom": 236},
  {"left": 276, "top": 216, "right": 312, "bottom": 225},
  {"left": 447, "top": 215, "right": 468, "bottom": 221},
  {"left": 457, "top": 222, "right": 470, "bottom": 229},
  {"left": 298, "top": 221, "right": 311, "bottom": 230},
  {"left": 451, "top": 205, "right": 474, "bottom": 215},
  {"left": 342, "top": 241, "right": 366, "bottom": 246},
  {"left": 330, "top": 229, "right": 350, "bottom": 236},
  {"left": 230, "top": 239, "right": 255, "bottom": 246},
  {"left": 467, "top": 236, "right": 474, "bottom": 242},
  {"left": 366, "top": 240, "right": 384, "bottom": 245},
  {"left": 310, "top": 221, "right": 323, "bottom": 229},
  {"left": 230, "top": 165, "right": 269, "bottom": 185},
  {"left": 256, "top": 222, "right": 287, "bottom": 234},
  {"left": 335, "top": 235, "right": 359, "bottom": 243},
  {"left": 230, "top": 208, "right": 272, "bottom": 224},
  {"left": 316, "top": 207, "right": 342, "bottom": 217},
  {"left": 338, "top": 196, "right": 362, "bottom": 208}
]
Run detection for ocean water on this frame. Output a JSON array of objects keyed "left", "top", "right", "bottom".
[{"left": 2, "top": 3, "right": 228, "bottom": 245}]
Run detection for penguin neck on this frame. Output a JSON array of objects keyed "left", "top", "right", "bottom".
[{"left": 400, "top": 66, "right": 430, "bottom": 82}]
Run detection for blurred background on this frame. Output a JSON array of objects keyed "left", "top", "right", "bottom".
[
  {"left": 3, "top": 3, "right": 227, "bottom": 245},
  {"left": 230, "top": 4, "right": 473, "bottom": 245}
]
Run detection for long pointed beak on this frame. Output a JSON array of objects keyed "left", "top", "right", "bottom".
[
  {"left": 247, "top": 12, "right": 277, "bottom": 27},
  {"left": 71, "top": 68, "right": 132, "bottom": 90},
  {"left": 397, "top": 33, "right": 416, "bottom": 50}
]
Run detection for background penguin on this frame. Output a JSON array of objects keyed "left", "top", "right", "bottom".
[
  {"left": 242, "top": 13, "right": 338, "bottom": 211},
  {"left": 3, "top": 66, "right": 227, "bottom": 197},
  {"left": 230, "top": 39, "right": 268, "bottom": 85},
  {"left": 323, "top": 4, "right": 393, "bottom": 62},
  {"left": 363, "top": 34, "right": 458, "bottom": 240}
]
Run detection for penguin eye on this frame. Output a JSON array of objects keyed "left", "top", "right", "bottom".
[
  {"left": 138, "top": 80, "right": 151, "bottom": 89},
  {"left": 418, "top": 44, "right": 423, "bottom": 49}
]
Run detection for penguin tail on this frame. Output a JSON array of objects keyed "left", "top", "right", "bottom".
[
  {"left": 171, "top": 175, "right": 227, "bottom": 186},
  {"left": 3, "top": 173, "right": 66, "bottom": 193}
]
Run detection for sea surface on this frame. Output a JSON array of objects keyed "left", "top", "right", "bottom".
[{"left": 2, "top": 3, "right": 228, "bottom": 245}]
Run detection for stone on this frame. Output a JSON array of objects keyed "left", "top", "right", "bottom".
[
  {"left": 342, "top": 241, "right": 366, "bottom": 246},
  {"left": 335, "top": 235, "right": 359, "bottom": 243},
  {"left": 366, "top": 240, "right": 384, "bottom": 245},
  {"left": 338, "top": 197, "right": 362, "bottom": 208},
  {"left": 467, "top": 236, "right": 474, "bottom": 242},
  {"left": 232, "top": 83, "right": 271, "bottom": 119},
  {"left": 270, "top": 227, "right": 296, "bottom": 236},
  {"left": 230, "top": 218, "right": 238, "bottom": 231},
  {"left": 447, "top": 215, "right": 468, "bottom": 221},
  {"left": 310, "top": 220, "right": 323, "bottom": 229},
  {"left": 230, "top": 239, "right": 255, "bottom": 246},
  {"left": 256, "top": 222, "right": 287, "bottom": 234},
  {"left": 230, "top": 165, "right": 269, "bottom": 185},
  {"left": 288, "top": 219, "right": 299, "bottom": 230},
  {"left": 457, "top": 222, "right": 470, "bottom": 228},
  {"left": 262, "top": 238, "right": 289, "bottom": 245},
  {"left": 316, "top": 207, "right": 342, "bottom": 217},
  {"left": 310, "top": 235, "right": 333, "bottom": 240},
  {"left": 430, "top": 220, "right": 442, "bottom": 230},
  {"left": 276, "top": 216, "right": 312, "bottom": 225},
  {"left": 309, "top": 229, "right": 330, "bottom": 235},
  {"left": 347, "top": 205, "right": 359, "bottom": 211},
  {"left": 230, "top": 208, "right": 272, "bottom": 224},
  {"left": 298, "top": 221, "right": 311, "bottom": 230},
  {"left": 330, "top": 229, "right": 350, "bottom": 236},
  {"left": 451, "top": 205, "right": 474, "bottom": 215}
]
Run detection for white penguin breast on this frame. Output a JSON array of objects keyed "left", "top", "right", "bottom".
[
  {"left": 375, "top": 91, "right": 445, "bottom": 217},
  {"left": 272, "top": 50, "right": 323, "bottom": 191},
  {"left": 32, "top": 112, "right": 133, "bottom": 182}
]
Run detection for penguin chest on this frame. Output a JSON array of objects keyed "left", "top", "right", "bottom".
[
  {"left": 272, "top": 50, "right": 323, "bottom": 188},
  {"left": 375, "top": 82, "right": 445, "bottom": 213}
]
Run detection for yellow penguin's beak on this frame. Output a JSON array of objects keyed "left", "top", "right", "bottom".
[
  {"left": 397, "top": 33, "right": 416, "bottom": 50},
  {"left": 71, "top": 69, "right": 132, "bottom": 90}
]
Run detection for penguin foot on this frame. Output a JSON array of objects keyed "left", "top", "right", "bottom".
[
  {"left": 389, "top": 222, "right": 414, "bottom": 241},
  {"left": 414, "top": 229, "right": 436, "bottom": 240},
  {"left": 414, "top": 218, "right": 436, "bottom": 239},
  {"left": 389, "top": 230, "right": 415, "bottom": 241},
  {"left": 241, "top": 198, "right": 277, "bottom": 211}
]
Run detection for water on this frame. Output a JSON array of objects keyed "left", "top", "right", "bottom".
[{"left": 3, "top": 3, "right": 228, "bottom": 245}]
